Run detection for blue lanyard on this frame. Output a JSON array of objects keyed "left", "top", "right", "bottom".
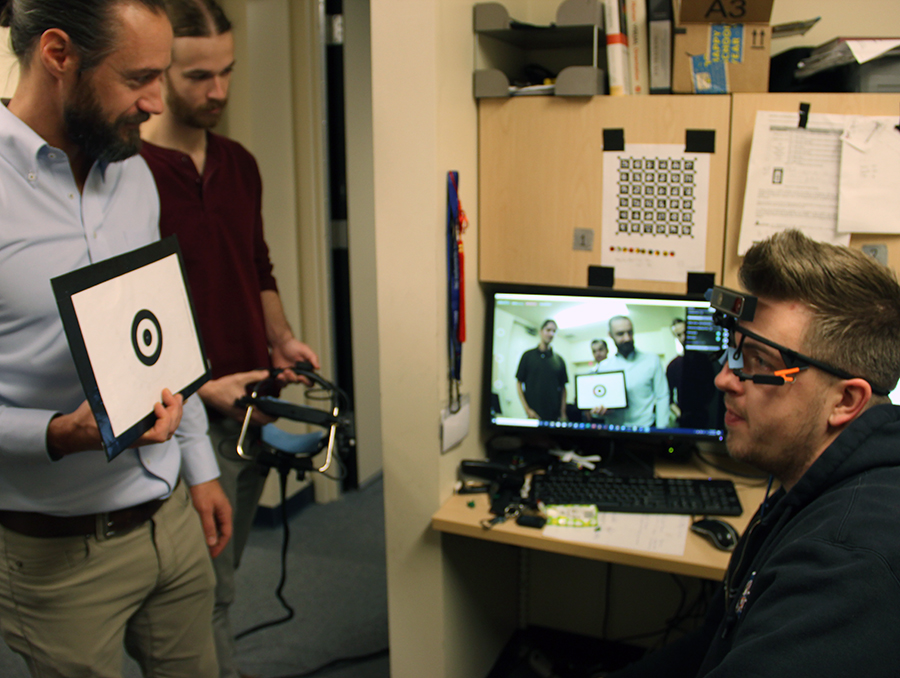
[{"left": 447, "top": 171, "right": 467, "bottom": 410}]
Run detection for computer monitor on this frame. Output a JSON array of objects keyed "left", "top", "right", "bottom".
[{"left": 484, "top": 283, "right": 728, "bottom": 460}]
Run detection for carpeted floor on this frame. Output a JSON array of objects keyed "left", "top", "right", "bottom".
[{"left": 0, "top": 476, "right": 390, "bottom": 678}]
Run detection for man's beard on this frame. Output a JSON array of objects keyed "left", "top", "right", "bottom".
[
  {"left": 166, "top": 87, "right": 227, "bottom": 130},
  {"left": 616, "top": 340, "right": 635, "bottom": 357},
  {"left": 64, "top": 77, "right": 149, "bottom": 164}
]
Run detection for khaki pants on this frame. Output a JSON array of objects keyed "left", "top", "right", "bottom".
[{"left": 0, "top": 481, "right": 218, "bottom": 678}]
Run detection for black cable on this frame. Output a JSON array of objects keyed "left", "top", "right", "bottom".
[
  {"left": 235, "top": 468, "right": 295, "bottom": 640},
  {"left": 661, "top": 574, "right": 688, "bottom": 647},
  {"left": 234, "top": 368, "right": 349, "bottom": 641},
  {"left": 233, "top": 367, "right": 375, "bottom": 675},
  {"left": 233, "top": 469, "right": 389, "bottom": 677},
  {"left": 607, "top": 575, "right": 715, "bottom": 647},
  {"left": 273, "top": 647, "right": 390, "bottom": 678}
]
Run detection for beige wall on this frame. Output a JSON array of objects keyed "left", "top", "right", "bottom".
[
  {"left": 343, "top": 0, "right": 384, "bottom": 486},
  {"left": 364, "top": 1, "right": 487, "bottom": 675},
  {"left": 0, "top": 27, "right": 16, "bottom": 98}
]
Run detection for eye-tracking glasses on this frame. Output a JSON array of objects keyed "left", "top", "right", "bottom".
[{"left": 707, "top": 286, "right": 889, "bottom": 397}]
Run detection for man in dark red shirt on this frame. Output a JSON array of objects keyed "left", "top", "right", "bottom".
[{"left": 140, "top": 2, "right": 318, "bottom": 676}]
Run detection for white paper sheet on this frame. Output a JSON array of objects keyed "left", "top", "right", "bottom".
[
  {"left": 836, "top": 117, "right": 900, "bottom": 234},
  {"left": 846, "top": 39, "right": 900, "bottom": 64},
  {"left": 738, "top": 110, "right": 851, "bottom": 255},
  {"left": 543, "top": 505, "right": 690, "bottom": 556},
  {"left": 601, "top": 144, "right": 710, "bottom": 283}
]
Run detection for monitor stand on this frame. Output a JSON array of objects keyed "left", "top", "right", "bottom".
[{"left": 570, "top": 438, "right": 659, "bottom": 478}]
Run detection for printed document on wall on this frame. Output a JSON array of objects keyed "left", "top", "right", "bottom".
[
  {"left": 738, "top": 111, "right": 850, "bottom": 254},
  {"left": 836, "top": 117, "right": 900, "bottom": 234},
  {"left": 601, "top": 143, "right": 710, "bottom": 283}
]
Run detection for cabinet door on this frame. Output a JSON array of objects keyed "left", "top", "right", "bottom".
[{"left": 478, "top": 96, "right": 731, "bottom": 293}]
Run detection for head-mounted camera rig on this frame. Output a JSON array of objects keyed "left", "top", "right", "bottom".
[
  {"left": 709, "top": 286, "right": 757, "bottom": 324},
  {"left": 707, "top": 286, "right": 889, "bottom": 395}
]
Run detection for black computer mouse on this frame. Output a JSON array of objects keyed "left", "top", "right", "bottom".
[{"left": 690, "top": 518, "right": 739, "bottom": 552}]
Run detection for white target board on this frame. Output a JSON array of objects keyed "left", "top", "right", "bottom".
[{"left": 52, "top": 237, "right": 209, "bottom": 459}]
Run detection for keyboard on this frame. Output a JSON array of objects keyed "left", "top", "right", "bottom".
[{"left": 530, "top": 470, "right": 743, "bottom": 516}]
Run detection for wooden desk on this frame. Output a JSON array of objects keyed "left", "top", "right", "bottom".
[{"left": 432, "top": 457, "right": 769, "bottom": 581}]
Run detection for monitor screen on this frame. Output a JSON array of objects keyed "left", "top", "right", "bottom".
[{"left": 484, "top": 284, "right": 728, "bottom": 449}]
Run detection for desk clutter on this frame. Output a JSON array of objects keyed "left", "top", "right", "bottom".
[{"left": 460, "top": 452, "right": 741, "bottom": 518}]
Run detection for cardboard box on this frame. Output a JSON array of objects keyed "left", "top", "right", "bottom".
[{"left": 672, "top": 0, "right": 774, "bottom": 93}]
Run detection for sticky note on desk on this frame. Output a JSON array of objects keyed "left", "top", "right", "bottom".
[
  {"left": 543, "top": 511, "right": 690, "bottom": 556},
  {"left": 545, "top": 505, "right": 599, "bottom": 528}
]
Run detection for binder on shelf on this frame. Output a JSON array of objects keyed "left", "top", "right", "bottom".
[
  {"left": 604, "top": 0, "right": 631, "bottom": 96},
  {"left": 626, "top": 0, "right": 649, "bottom": 95},
  {"left": 647, "top": 0, "right": 673, "bottom": 94}
]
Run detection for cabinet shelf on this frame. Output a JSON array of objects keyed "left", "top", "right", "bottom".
[{"left": 473, "top": 0, "right": 605, "bottom": 98}]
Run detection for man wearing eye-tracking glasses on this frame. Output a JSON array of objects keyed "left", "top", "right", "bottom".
[{"left": 603, "top": 229, "right": 900, "bottom": 678}]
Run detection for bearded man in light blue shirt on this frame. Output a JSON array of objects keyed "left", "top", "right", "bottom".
[
  {"left": 0, "top": 0, "right": 230, "bottom": 675},
  {"left": 598, "top": 315, "right": 670, "bottom": 429}
]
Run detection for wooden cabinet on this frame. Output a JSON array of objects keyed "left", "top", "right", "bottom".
[
  {"left": 479, "top": 92, "right": 900, "bottom": 293},
  {"left": 478, "top": 95, "right": 732, "bottom": 293}
]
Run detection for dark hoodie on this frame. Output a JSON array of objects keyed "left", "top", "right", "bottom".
[{"left": 610, "top": 403, "right": 900, "bottom": 677}]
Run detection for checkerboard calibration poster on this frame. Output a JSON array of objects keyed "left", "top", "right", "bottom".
[{"left": 602, "top": 143, "right": 710, "bottom": 283}]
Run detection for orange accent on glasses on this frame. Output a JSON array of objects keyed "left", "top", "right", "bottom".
[{"left": 773, "top": 367, "right": 802, "bottom": 383}]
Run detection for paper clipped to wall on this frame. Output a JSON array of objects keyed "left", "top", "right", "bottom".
[
  {"left": 836, "top": 116, "right": 900, "bottom": 235},
  {"left": 740, "top": 110, "right": 900, "bottom": 251}
]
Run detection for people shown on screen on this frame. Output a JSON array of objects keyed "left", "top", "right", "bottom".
[
  {"left": 516, "top": 320, "right": 568, "bottom": 421},
  {"left": 591, "top": 338, "right": 609, "bottom": 366},
  {"left": 596, "top": 316, "right": 669, "bottom": 429},
  {"left": 602, "top": 230, "right": 900, "bottom": 677},
  {"left": 667, "top": 318, "right": 686, "bottom": 421},
  {"left": 666, "top": 317, "right": 719, "bottom": 430},
  {"left": 584, "top": 339, "right": 610, "bottom": 420}
]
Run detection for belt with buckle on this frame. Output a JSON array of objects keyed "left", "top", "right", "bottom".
[{"left": 0, "top": 497, "right": 167, "bottom": 539}]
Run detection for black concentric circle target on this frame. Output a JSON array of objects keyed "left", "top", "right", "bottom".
[{"left": 131, "top": 309, "right": 163, "bottom": 366}]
